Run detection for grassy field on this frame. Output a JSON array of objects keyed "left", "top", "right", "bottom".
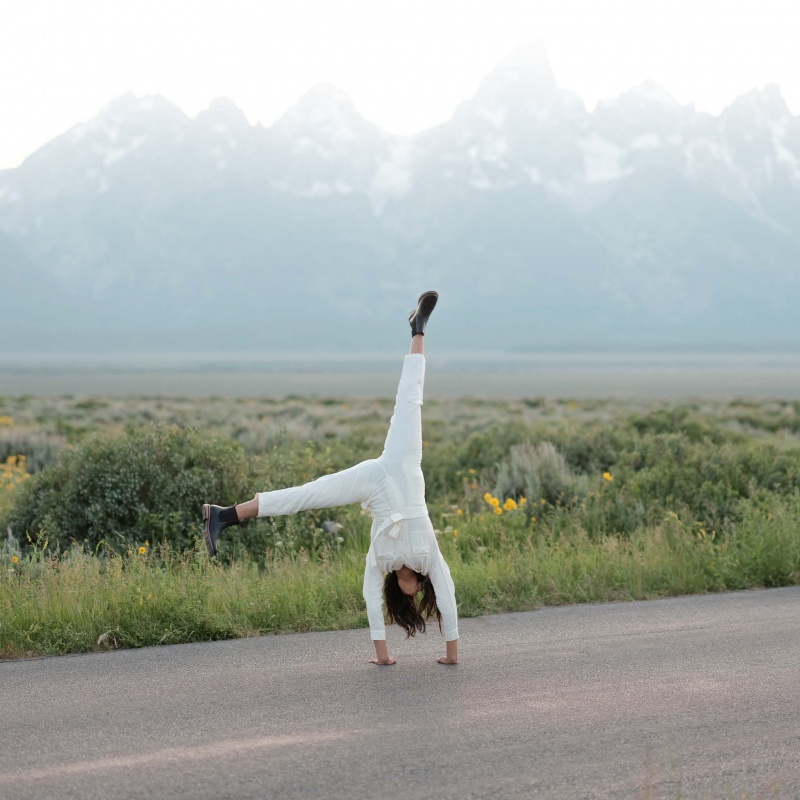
[
  {"left": 4, "top": 352, "right": 800, "bottom": 397},
  {"left": 2, "top": 392, "right": 800, "bottom": 658}
]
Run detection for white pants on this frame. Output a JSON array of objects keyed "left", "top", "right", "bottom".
[{"left": 256, "top": 354, "right": 426, "bottom": 520}]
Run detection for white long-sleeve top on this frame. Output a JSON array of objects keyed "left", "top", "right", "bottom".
[{"left": 362, "top": 508, "right": 459, "bottom": 641}]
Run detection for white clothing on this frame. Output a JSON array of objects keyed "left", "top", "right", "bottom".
[{"left": 256, "top": 354, "right": 459, "bottom": 642}]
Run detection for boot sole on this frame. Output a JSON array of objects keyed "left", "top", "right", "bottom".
[
  {"left": 202, "top": 503, "right": 216, "bottom": 557},
  {"left": 409, "top": 291, "right": 438, "bottom": 327}
]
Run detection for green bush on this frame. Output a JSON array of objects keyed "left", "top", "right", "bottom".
[
  {"left": 617, "top": 433, "right": 800, "bottom": 532},
  {"left": 494, "top": 441, "right": 589, "bottom": 505},
  {"left": 628, "top": 407, "right": 732, "bottom": 443},
  {"left": 549, "top": 422, "right": 625, "bottom": 475},
  {"left": 4, "top": 424, "right": 250, "bottom": 551},
  {"left": 421, "top": 422, "right": 536, "bottom": 496}
]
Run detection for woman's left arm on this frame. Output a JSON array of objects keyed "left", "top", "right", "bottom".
[
  {"left": 428, "top": 551, "right": 459, "bottom": 663},
  {"left": 439, "top": 639, "right": 458, "bottom": 665}
]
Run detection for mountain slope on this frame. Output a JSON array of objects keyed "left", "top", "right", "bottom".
[{"left": 2, "top": 44, "right": 800, "bottom": 353}]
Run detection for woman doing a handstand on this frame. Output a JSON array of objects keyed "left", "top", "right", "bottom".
[{"left": 202, "top": 292, "right": 458, "bottom": 666}]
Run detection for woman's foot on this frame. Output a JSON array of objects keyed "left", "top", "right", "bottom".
[{"left": 409, "top": 291, "right": 438, "bottom": 337}]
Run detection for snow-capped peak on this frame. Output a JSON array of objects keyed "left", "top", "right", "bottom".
[
  {"left": 98, "top": 92, "right": 187, "bottom": 120},
  {"left": 602, "top": 79, "right": 683, "bottom": 112},
  {"left": 479, "top": 41, "right": 557, "bottom": 95},
  {"left": 628, "top": 79, "right": 681, "bottom": 109},
  {"left": 272, "top": 83, "right": 377, "bottom": 145},
  {"left": 495, "top": 41, "right": 554, "bottom": 76},
  {"left": 291, "top": 83, "right": 358, "bottom": 115},
  {"left": 459, "top": 41, "right": 586, "bottom": 127},
  {"left": 722, "top": 84, "right": 791, "bottom": 123},
  {"left": 195, "top": 97, "right": 250, "bottom": 130}
]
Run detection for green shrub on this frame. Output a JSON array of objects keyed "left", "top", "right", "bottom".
[
  {"left": 422, "top": 422, "right": 536, "bottom": 496},
  {"left": 628, "top": 407, "right": 730, "bottom": 443},
  {"left": 494, "top": 441, "right": 589, "bottom": 505},
  {"left": 550, "top": 423, "right": 625, "bottom": 475},
  {"left": 617, "top": 433, "right": 800, "bottom": 532},
  {"left": 4, "top": 424, "right": 250, "bottom": 551}
]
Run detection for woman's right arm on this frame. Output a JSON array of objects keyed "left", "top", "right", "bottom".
[{"left": 429, "top": 550, "right": 459, "bottom": 661}]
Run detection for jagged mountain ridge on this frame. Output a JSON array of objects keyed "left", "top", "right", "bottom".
[{"left": 2, "top": 43, "right": 800, "bottom": 353}]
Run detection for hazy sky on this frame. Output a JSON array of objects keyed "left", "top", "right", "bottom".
[{"left": 2, "top": 0, "right": 798, "bottom": 169}]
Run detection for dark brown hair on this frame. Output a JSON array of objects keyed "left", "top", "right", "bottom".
[{"left": 384, "top": 571, "right": 442, "bottom": 638}]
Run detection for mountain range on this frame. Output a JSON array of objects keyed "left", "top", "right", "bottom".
[{"left": 2, "top": 42, "right": 800, "bottom": 355}]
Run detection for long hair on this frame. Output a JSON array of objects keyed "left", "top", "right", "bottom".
[{"left": 384, "top": 571, "right": 442, "bottom": 638}]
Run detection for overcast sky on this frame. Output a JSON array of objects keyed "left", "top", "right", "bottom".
[{"left": 1, "top": 0, "right": 798, "bottom": 169}]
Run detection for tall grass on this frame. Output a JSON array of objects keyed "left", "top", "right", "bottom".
[
  {"left": 3, "top": 497, "right": 799, "bottom": 659},
  {"left": 0, "top": 543, "right": 369, "bottom": 658}
]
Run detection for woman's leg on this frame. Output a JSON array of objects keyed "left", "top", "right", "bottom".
[
  {"left": 380, "top": 344, "right": 425, "bottom": 465},
  {"left": 254, "top": 459, "right": 381, "bottom": 518},
  {"left": 381, "top": 290, "right": 437, "bottom": 467},
  {"left": 204, "top": 458, "right": 381, "bottom": 556},
  {"left": 233, "top": 496, "right": 258, "bottom": 520}
]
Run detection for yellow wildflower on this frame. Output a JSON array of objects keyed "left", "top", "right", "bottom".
[
  {"left": 483, "top": 492, "right": 493, "bottom": 503},
  {"left": 138, "top": 546, "right": 147, "bottom": 555},
  {"left": 468, "top": 469, "right": 476, "bottom": 475},
  {"left": 494, "top": 506, "right": 503, "bottom": 516},
  {"left": 1, "top": 456, "right": 29, "bottom": 490},
  {"left": 519, "top": 497, "right": 527, "bottom": 506},
  {"left": 11, "top": 556, "right": 19, "bottom": 564},
  {"left": 453, "top": 529, "right": 459, "bottom": 537},
  {"left": 602, "top": 472, "right": 614, "bottom": 482},
  {"left": 456, "top": 508, "right": 463, "bottom": 516},
  {"left": 0, "top": 416, "right": 13, "bottom": 426},
  {"left": 503, "top": 498, "right": 518, "bottom": 511}
]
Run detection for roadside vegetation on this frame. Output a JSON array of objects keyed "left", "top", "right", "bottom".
[{"left": 2, "top": 394, "right": 800, "bottom": 658}]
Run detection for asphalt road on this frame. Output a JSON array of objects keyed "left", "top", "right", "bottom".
[{"left": 2, "top": 588, "right": 799, "bottom": 800}]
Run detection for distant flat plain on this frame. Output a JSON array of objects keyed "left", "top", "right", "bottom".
[{"left": 3, "top": 352, "right": 800, "bottom": 398}]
